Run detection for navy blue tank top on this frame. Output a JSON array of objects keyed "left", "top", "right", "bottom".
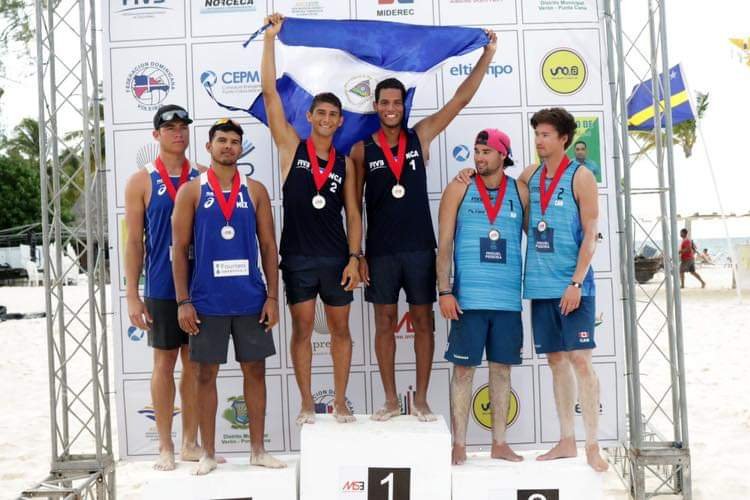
[
  {"left": 363, "top": 128, "right": 436, "bottom": 257},
  {"left": 280, "top": 141, "right": 348, "bottom": 263},
  {"left": 190, "top": 172, "right": 267, "bottom": 316},
  {"left": 143, "top": 161, "right": 199, "bottom": 300}
]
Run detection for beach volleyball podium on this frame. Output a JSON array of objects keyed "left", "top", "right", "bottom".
[
  {"left": 300, "top": 414, "right": 452, "bottom": 500},
  {"left": 142, "top": 456, "right": 298, "bottom": 500}
]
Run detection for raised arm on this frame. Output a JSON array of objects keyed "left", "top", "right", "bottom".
[
  {"left": 413, "top": 30, "right": 498, "bottom": 152},
  {"left": 560, "top": 167, "right": 598, "bottom": 315},
  {"left": 250, "top": 179, "right": 280, "bottom": 332},
  {"left": 124, "top": 170, "right": 151, "bottom": 331},
  {"left": 437, "top": 181, "right": 469, "bottom": 320},
  {"left": 172, "top": 179, "right": 200, "bottom": 334},
  {"left": 262, "top": 13, "right": 300, "bottom": 177}
]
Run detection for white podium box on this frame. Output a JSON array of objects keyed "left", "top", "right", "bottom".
[
  {"left": 452, "top": 452, "right": 603, "bottom": 500},
  {"left": 300, "top": 414, "right": 452, "bottom": 500},
  {"left": 142, "top": 455, "right": 298, "bottom": 500}
]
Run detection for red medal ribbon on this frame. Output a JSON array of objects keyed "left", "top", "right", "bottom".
[
  {"left": 207, "top": 169, "right": 240, "bottom": 224},
  {"left": 306, "top": 138, "right": 337, "bottom": 192},
  {"left": 474, "top": 173, "right": 508, "bottom": 226},
  {"left": 539, "top": 156, "right": 571, "bottom": 216},
  {"left": 377, "top": 129, "right": 407, "bottom": 184},
  {"left": 154, "top": 156, "right": 190, "bottom": 202}
]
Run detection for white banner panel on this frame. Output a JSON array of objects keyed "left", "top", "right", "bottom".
[{"left": 102, "top": 0, "right": 626, "bottom": 459}]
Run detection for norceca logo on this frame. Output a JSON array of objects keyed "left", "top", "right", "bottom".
[
  {"left": 541, "top": 48, "right": 587, "bottom": 95},
  {"left": 471, "top": 383, "right": 520, "bottom": 430}
]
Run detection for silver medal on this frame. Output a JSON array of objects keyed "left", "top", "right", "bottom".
[
  {"left": 221, "top": 225, "right": 235, "bottom": 240},
  {"left": 391, "top": 184, "right": 406, "bottom": 199},
  {"left": 537, "top": 220, "right": 547, "bottom": 233},
  {"left": 488, "top": 228, "right": 501, "bottom": 241},
  {"left": 312, "top": 194, "right": 326, "bottom": 209}
]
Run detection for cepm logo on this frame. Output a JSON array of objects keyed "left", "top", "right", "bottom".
[
  {"left": 471, "top": 383, "right": 520, "bottom": 430},
  {"left": 200, "top": 70, "right": 218, "bottom": 88},
  {"left": 541, "top": 48, "right": 587, "bottom": 95},
  {"left": 452, "top": 144, "right": 471, "bottom": 162},
  {"left": 126, "top": 62, "right": 175, "bottom": 111},
  {"left": 222, "top": 396, "right": 249, "bottom": 428},
  {"left": 127, "top": 325, "right": 145, "bottom": 342}
]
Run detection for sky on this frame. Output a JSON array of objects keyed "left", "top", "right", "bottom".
[{"left": 1, "top": 0, "right": 748, "bottom": 236}]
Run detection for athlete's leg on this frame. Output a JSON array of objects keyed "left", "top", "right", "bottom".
[
  {"left": 489, "top": 362, "right": 522, "bottom": 461},
  {"left": 289, "top": 299, "right": 316, "bottom": 425},
  {"left": 537, "top": 351, "right": 578, "bottom": 461},
  {"left": 241, "top": 360, "right": 286, "bottom": 468},
  {"left": 372, "top": 303, "right": 401, "bottom": 420},
  {"left": 569, "top": 349, "right": 608, "bottom": 471},
  {"left": 325, "top": 303, "right": 355, "bottom": 423},
  {"left": 449, "top": 365, "right": 475, "bottom": 465},
  {"left": 192, "top": 362, "right": 220, "bottom": 475},
  {"left": 690, "top": 270, "right": 706, "bottom": 288},
  {"left": 151, "top": 347, "right": 179, "bottom": 471},
  {"left": 178, "top": 345, "right": 202, "bottom": 461},
  {"left": 680, "top": 270, "right": 685, "bottom": 288},
  {"left": 410, "top": 303, "right": 436, "bottom": 421}
]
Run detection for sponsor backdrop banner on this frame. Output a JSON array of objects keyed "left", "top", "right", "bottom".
[{"left": 102, "top": 0, "right": 625, "bottom": 459}]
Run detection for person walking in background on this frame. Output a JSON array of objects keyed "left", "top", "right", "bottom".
[{"left": 679, "top": 228, "right": 706, "bottom": 288}]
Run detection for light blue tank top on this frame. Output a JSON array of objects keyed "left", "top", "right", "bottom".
[
  {"left": 523, "top": 163, "right": 595, "bottom": 299},
  {"left": 453, "top": 177, "right": 523, "bottom": 311},
  {"left": 190, "top": 172, "right": 267, "bottom": 316},
  {"left": 143, "top": 161, "right": 199, "bottom": 300}
]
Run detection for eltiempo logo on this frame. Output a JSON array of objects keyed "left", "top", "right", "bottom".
[
  {"left": 471, "top": 384, "right": 520, "bottom": 430},
  {"left": 541, "top": 48, "right": 587, "bottom": 95},
  {"left": 125, "top": 62, "right": 175, "bottom": 111},
  {"left": 449, "top": 62, "right": 513, "bottom": 78}
]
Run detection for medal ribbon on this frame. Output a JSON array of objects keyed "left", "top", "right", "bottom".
[
  {"left": 377, "top": 129, "right": 407, "bottom": 184},
  {"left": 474, "top": 174, "right": 507, "bottom": 226},
  {"left": 539, "top": 156, "right": 571, "bottom": 216},
  {"left": 306, "top": 138, "right": 337, "bottom": 192},
  {"left": 207, "top": 169, "right": 240, "bottom": 224},
  {"left": 154, "top": 156, "right": 190, "bottom": 202}
]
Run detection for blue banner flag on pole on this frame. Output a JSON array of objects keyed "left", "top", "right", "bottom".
[
  {"left": 627, "top": 63, "right": 695, "bottom": 131},
  {"left": 205, "top": 18, "right": 488, "bottom": 153}
]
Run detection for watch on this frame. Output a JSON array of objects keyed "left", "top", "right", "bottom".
[{"left": 569, "top": 281, "right": 582, "bottom": 289}]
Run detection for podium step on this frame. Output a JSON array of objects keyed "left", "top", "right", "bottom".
[
  {"left": 141, "top": 455, "right": 298, "bottom": 500},
  {"left": 452, "top": 451, "right": 603, "bottom": 500},
  {"left": 300, "top": 414, "right": 452, "bottom": 500}
]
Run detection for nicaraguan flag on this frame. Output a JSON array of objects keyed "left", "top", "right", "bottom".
[
  {"left": 247, "top": 18, "right": 488, "bottom": 152},
  {"left": 627, "top": 63, "right": 695, "bottom": 131}
]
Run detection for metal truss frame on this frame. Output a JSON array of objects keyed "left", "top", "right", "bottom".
[
  {"left": 20, "top": 0, "right": 113, "bottom": 498},
  {"left": 604, "top": 0, "right": 691, "bottom": 498}
]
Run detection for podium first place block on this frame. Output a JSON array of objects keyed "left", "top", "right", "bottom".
[
  {"left": 300, "top": 414, "right": 452, "bottom": 500},
  {"left": 141, "top": 456, "right": 298, "bottom": 500},
  {"left": 452, "top": 451, "right": 604, "bottom": 500}
]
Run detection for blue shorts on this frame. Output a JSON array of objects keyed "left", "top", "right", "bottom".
[
  {"left": 531, "top": 297, "right": 596, "bottom": 354},
  {"left": 444, "top": 310, "right": 523, "bottom": 366}
]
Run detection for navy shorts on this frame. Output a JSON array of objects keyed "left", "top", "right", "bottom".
[
  {"left": 365, "top": 250, "right": 437, "bottom": 305},
  {"left": 281, "top": 265, "right": 353, "bottom": 307},
  {"left": 531, "top": 296, "right": 596, "bottom": 354},
  {"left": 145, "top": 298, "right": 189, "bottom": 350},
  {"left": 189, "top": 314, "right": 276, "bottom": 364},
  {"left": 444, "top": 310, "right": 523, "bottom": 366}
]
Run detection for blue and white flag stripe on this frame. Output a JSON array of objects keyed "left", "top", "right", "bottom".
[{"left": 247, "top": 17, "right": 488, "bottom": 152}]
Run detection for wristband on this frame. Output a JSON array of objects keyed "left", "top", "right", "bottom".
[
  {"left": 438, "top": 290, "right": 453, "bottom": 297},
  {"left": 177, "top": 299, "right": 191, "bottom": 307},
  {"left": 266, "top": 296, "right": 278, "bottom": 301}
]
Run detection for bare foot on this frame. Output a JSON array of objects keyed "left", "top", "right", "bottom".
[
  {"left": 585, "top": 444, "right": 609, "bottom": 472},
  {"left": 180, "top": 443, "right": 203, "bottom": 462},
  {"left": 371, "top": 400, "right": 401, "bottom": 421},
  {"left": 452, "top": 443, "right": 467, "bottom": 465},
  {"left": 296, "top": 401, "right": 316, "bottom": 426},
  {"left": 191, "top": 455, "right": 217, "bottom": 476},
  {"left": 536, "top": 438, "right": 577, "bottom": 461},
  {"left": 491, "top": 442, "right": 523, "bottom": 462},
  {"left": 153, "top": 448, "right": 176, "bottom": 471},
  {"left": 251, "top": 452, "right": 287, "bottom": 468},
  {"left": 411, "top": 401, "right": 438, "bottom": 422},
  {"left": 333, "top": 402, "right": 356, "bottom": 423}
]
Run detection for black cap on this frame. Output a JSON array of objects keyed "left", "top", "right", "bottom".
[
  {"left": 208, "top": 118, "right": 244, "bottom": 141},
  {"left": 153, "top": 104, "right": 193, "bottom": 130}
]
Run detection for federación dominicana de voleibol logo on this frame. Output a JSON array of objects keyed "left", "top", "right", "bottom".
[
  {"left": 126, "top": 61, "right": 175, "bottom": 112},
  {"left": 541, "top": 48, "right": 587, "bottom": 96},
  {"left": 471, "top": 383, "right": 520, "bottom": 430}
]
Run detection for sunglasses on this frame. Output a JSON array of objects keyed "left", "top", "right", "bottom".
[
  {"left": 157, "top": 109, "right": 190, "bottom": 124},
  {"left": 213, "top": 117, "right": 241, "bottom": 127}
]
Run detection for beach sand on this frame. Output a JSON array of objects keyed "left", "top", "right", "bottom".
[{"left": 1, "top": 265, "right": 747, "bottom": 498}]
